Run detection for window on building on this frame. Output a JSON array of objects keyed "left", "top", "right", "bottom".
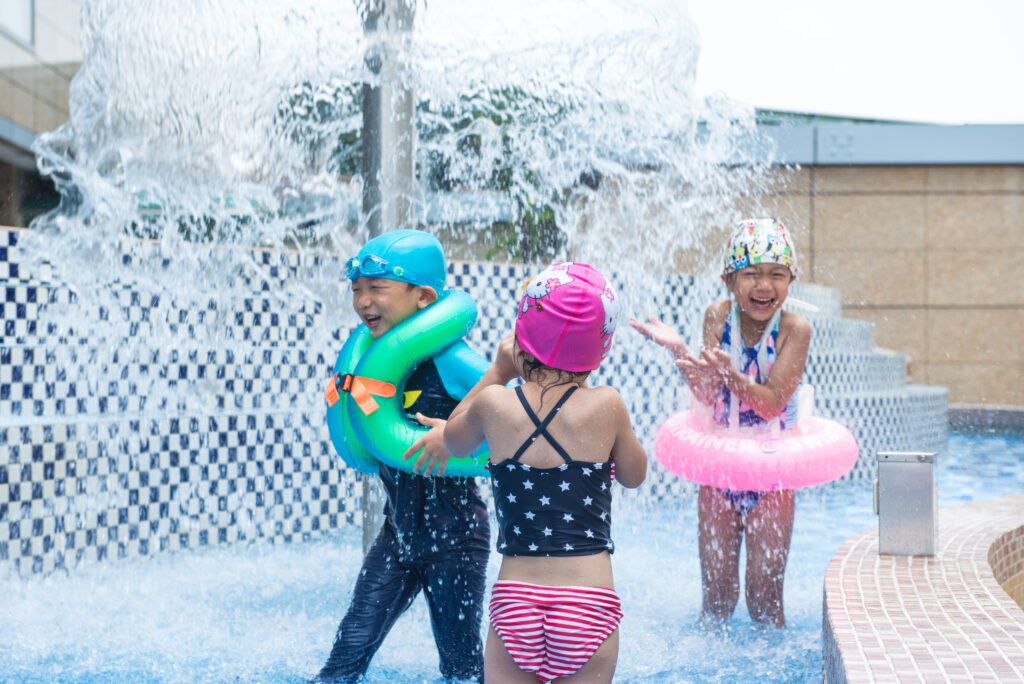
[{"left": 0, "top": 0, "right": 33, "bottom": 48}]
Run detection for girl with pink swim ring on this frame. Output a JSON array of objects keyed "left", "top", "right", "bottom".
[{"left": 632, "top": 217, "right": 816, "bottom": 629}]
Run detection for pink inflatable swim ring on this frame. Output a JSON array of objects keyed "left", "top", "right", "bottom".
[{"left": 654, "top": 410, "right": 859, "bottom": 490}]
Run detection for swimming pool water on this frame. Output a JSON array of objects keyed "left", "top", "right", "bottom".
[{"left": 1, "top": 432, "right": 1022, "bottom": 683}]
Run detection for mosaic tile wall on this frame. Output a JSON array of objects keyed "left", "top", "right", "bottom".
[
  {"left": 0, "top": 227, "right": 947, "bottom": 576},
  {"left": 990, "top": 525, "right": 1024, "bottom": 610}
]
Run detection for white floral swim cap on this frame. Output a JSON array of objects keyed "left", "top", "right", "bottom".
[{"left": 722, "top": 217, "right": 797, "bottom": 276}]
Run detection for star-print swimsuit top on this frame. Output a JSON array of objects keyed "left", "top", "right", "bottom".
[{"left": 490, "top": 386, "right": 615, "bottom": 557}]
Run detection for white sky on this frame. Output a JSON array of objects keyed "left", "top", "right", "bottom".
[{"left": 687, "top": 0, "right": 1024, "bottom": 124}]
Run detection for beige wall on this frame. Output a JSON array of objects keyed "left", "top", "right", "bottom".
[
  {"left": 0, "top": 0, "right": 82, "bottom": 135},
  {"left": 759, "top": 165, "right": 1024, "bottom": 407}
]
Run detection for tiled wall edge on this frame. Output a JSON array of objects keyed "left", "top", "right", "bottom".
[{"left": 950, "top": 404, "right": 1024, "bottom": 434}]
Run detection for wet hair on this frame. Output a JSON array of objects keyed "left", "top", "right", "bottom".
[{"left": 520, "top": 352, "right": 591, "bottom": 407}]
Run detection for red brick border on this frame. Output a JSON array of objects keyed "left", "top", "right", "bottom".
[{"left": 823, "top": 494, "right": 1024, "bottom": 682}]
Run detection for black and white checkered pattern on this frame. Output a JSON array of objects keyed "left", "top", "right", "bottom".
[
  {"left": 0, "top": 227, "right": 947, "bottom": 576},
  {"left": 0, "top": 413, "right": 360, "bottom": 575}
]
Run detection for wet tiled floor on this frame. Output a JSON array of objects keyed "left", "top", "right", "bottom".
[{"left": 824, "top": 494, "right": 1024, "bottom": 682}]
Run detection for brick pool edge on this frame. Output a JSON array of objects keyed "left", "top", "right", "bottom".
[{"left": 822, "top": 493, "right": 1024, "bottom": 682}]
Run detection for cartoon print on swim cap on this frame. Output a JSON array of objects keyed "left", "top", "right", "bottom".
[
  {"left": 601, "top": 285, "right": 619, "bottom": 336},
  {"left": 722, "top": 217, "right": 797, "bottom": 276},
  {"left": 515, "top": 262, "right": 616, "bottom": 372},
  {"left": 728, "top": 240, "right": 749, "bottom": 270},
  {"left": 600, "top": 284, "right": 619, "bottom": 357},
  {"left": 520, "top": 262, "right": 575, "bottom": 318}
]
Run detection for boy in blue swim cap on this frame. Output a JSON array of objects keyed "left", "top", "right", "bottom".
[{"left": 316, "top": 229, "right": 490, "bottom": 683}]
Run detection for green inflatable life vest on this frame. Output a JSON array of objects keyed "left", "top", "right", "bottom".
[
  {"left": 325, "top": 326, "right": 379, "bottom": 474},
  {"left": 324, "top": 290, "right": 490, "bottom": 477}
]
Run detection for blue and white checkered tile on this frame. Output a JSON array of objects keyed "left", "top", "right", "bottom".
[
  {"left": 788, "top": 283, "right": 843, "bottom": 318},
  {"left": 0, "top": 228, "right": 17, "bottom": 280},
  {"left": 816, "top": 386, "right": 948, "bottom": 482},
  {"left": 0, "top": 343, "right": 334, "bottom": 420},
  {"left": 16, "top": 294, "right": 325, "bottom": 349},
  {"left": 804, "top": 319, "right": 875, "bottom": 352},
  {"left": 0, "top": 226, "right": 947, "bottom": 576},
  {"left": 639, "top": 461, "right": 698, "bottom": 502},
  {"left": 804, "top": 351, "right": 907, "bottom": 394},
  {"left": 0, "top": 414, "right": 361, "bottom": 576}
]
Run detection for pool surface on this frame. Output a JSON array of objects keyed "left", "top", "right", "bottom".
[{"left": 1, "top": 432, "right": 1022, "bottom": 683}]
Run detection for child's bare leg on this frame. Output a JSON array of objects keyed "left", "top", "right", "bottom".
[
  {"left": 485, "top": 625, "right": 540, "bottom": 683},
  {"left": 560, "top": 629, "right": 619, "bottom": 683},
  {"left": 743, "top": 489, "right": 795, "bottom": 628},
  {"left": 698, "top": 485, "right": 743, "bottom": 621}
]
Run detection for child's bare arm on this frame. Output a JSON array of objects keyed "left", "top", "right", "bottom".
[
  {"left": 631, "top": 310, "right": 722, "bottom": 404},
  {"left": 606, "top": 390, "right": 647, "bottom": 488},
  {"left": 407, "top": 335, "right": 517, "bottom": 475},
  {"left": 705, "top": 311, "right": 811, "bottom": 421},
  {"left": 678, "top": 304, "right": 728, "bottom": 404},
  {"left": 404, "top": 414, "right": 453, "bottom": 476},
  {"left": 443, "top": 387, "right": 495, "bottom": 458},
  {"left": 443, "top": 334, "right": 519, "bottom": 458},
  {"left": 629, "top": 315, "right": 688, "bottom": 357},
  {"left": 448, "top": 334, "right": 518, "bottom": 423}
]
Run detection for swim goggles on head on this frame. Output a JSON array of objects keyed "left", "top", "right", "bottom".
[{"left": 345, "top": 254, "right": 425, "bottom": 284}]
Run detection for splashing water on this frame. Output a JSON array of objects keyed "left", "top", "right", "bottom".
[
  {"left": 2, "top": 434, "right": 1022, "bottom": 682},
  {"left": 8, "top": 0, "right": 798, "bottom": 678},
  {"left": 23, "top": 0, "right": 774, "bottom": 411}
]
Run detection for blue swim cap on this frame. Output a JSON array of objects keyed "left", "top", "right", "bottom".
[{"left": 345, "top": 229, "right": 447, "bottom": 293}]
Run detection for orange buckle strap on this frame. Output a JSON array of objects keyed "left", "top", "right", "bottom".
[
  {"left": 325, "top": 374, "right": 344, "bottom": 408},
  {"left": 324, "top": 373, "right": 397, "bottom": 416}
]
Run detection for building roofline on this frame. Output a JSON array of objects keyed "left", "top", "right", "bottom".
[
  {"left": 758, "top": 117, "right": 1024, "bottom": 165},
  {"left": 4, "top": 111, "right": 1023, "bottom": 176}
]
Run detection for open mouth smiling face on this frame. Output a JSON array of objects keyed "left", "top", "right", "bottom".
[
  {"left": 748, "top": 293, "right": 777, "bottom": 313},
  {"left": 362, "top": 312, "right": 383, "bottom": 330},
  {"left": 350, "top": 277, "right": 426, "bottom": 338},
  {"left": 727, "top": 263, "right": 794, "bottom": 321}
]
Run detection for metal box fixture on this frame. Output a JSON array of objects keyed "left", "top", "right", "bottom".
[{"left": 874, "top": 451, "right": 937, "bottom": 556}]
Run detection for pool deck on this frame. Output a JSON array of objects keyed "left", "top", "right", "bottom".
[{"left": 823, "top": 493, "right": 1024, "bottom": 683}]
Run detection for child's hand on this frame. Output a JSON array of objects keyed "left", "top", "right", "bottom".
[
  {"left": 492, "top": 333, "right": 519, "bottom": 383},
  {"left": 699, "top": 347, "right": 738, "bottom": 383},
  {"left": 675, "top": 348, "right": 729, "bottom": 403},
  {"left": 629, "top": 316, "right": 687, "bottom": 357},
  {"left": 403, "top": 413, "right": 452, "bottom": 476},
  {"left": 676, "top": 351, "right": 712, "bottom": 376}
]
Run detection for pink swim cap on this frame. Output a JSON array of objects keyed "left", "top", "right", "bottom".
[{"left": 515, "top": 262, "right": 619, "bottom": 372}]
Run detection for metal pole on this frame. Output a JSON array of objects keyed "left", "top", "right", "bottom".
[
  {"left": 359, "top": 0, "right": 417, "bottom": 554},
  {"left": 362, "top": 0, "right": 417, "bottom": 238}
]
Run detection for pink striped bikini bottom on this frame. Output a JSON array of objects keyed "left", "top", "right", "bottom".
[{"left": 488, "top": 580, "right": 623, "bottom": 682}]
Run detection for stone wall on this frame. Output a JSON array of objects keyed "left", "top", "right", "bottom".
[{"left": 758, "top": 165, "right": 1024, "bottom": 407}]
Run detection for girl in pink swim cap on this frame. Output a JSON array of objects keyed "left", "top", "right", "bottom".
[
  {"left": 515, "top": 261, "right": 620, "bottom": 373},
  {"left": 444, "top": 261, "right": 647, "bottom": 683}
]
